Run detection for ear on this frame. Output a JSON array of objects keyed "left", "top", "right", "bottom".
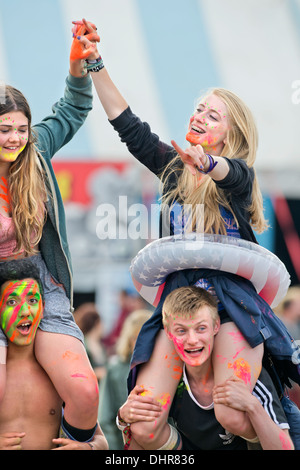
[
  {"left": 164, "top": 326, "right": 172, "bottom": 341},
  {"left": 213, "top": 317, "right": 221, "bottom": 336}
]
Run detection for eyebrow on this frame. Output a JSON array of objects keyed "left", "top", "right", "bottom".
[
  {"left": 198, "top": 103, "right": 221, "bottom": 116},
  {"left": 0, "top": 124, "right": 28, "bottom": 128},
  {"left": 7, "top": 290, "right": 40, "bottom": 298},
  {"left": 173, "top": 320, "right": 207, "bottom": 328}
]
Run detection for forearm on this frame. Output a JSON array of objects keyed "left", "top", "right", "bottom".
[
  {"left": 34, "top": 73, "right": 92, "bottom": 156},
  {"left": 69, "top": 59, "right": 86, "bottom": 78},
  {"left": 205, "top": 155, "right": 229, "bottom": 181},
  {"left": 246, "top": 397, "right": 294, "bottom": 450},
  {"left": 91, "top": 67, "right": 128, "bottom": 120},
  {"left": 90, "top": 423, "right": 109, "bottom": 450}
]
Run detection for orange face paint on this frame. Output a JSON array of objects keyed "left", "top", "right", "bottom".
[{"left": 0, "top": 279, "right": 43, "bottom": 346}]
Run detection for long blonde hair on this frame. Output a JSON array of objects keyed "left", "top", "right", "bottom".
[
  {"left": 116, "top": 309, "right": 151, "bottom": 362},
  {"left": 161, "top": 88, "right": 268, "bottom": 235},
  {"left": 1, "top": 85, "right": 47, "bottom": 255}
]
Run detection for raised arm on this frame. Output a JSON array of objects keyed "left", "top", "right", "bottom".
[{"left": 74, "top": 19, "right": 128, "bottom": 120}]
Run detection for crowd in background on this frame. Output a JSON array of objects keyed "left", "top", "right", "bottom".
[{"left": 73, "top": 288, "right": 152, "bottom": 449}]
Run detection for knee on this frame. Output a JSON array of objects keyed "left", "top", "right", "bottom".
[
  {"left": 130, "top": 421, "right": 161, "bottom": 449},
  {"left": 66, "top": 372, "right": 99, "bottom": 412}
]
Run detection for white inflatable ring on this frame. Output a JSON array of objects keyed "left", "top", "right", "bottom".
[{"left": 130, "top": 234, "right": 290, "bottom": 308}]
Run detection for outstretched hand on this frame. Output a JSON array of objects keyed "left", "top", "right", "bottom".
[{"left": 171, "top": 139, "right": 208, "bottom": 176}]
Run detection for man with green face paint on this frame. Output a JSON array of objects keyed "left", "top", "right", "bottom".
[
  {"left": 0, "top": 260, "right": 108, "bottom": 450},
  {"left": 0, "top": 278, "right": 44, "bottom": 347}
]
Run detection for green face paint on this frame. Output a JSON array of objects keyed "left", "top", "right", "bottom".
[{"left": 0, "top": 278, "right": 43, "bottom": 346}]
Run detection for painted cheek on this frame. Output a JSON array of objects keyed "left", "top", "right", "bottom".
[
  {"left": 1, "top": 306, "right": 18, "bottom": 336},
  {"left": 0, "top": 139, "right": 27, "bottom": 162},
  {"left": 168, "top": 332, "right": 188, "bottom": 360},
  {"left": 25, "top": 302, "right": 43, "bottom": 344}
]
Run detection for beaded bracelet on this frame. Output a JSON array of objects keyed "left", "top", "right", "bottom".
[{"left": 197, "top": 154, "right": 218, "bottom": 174}]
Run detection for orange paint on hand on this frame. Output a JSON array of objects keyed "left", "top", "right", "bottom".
[
  {"left": 70, "top": 22, "right": 100, "bottom": 61},
  {"left": 140, "top": 389, "right": 152, "bottom": 397}
]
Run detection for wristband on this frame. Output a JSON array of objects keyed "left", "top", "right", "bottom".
[
  {"left": 116, "top": 410, "right": 129, "bottom": 431},
  {"left": 85, "top": 56, "right": 104, "bottom": 73},
  {"left": 197, "top": 154, "right": 218, "bottom": 174}
]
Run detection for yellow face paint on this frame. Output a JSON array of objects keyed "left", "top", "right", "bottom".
[
  {"left": 0, "top": 112, "right": 29, "bottom": 163},
  {"left": 0, "top": 144, "right": 26, "bottom": 162}
]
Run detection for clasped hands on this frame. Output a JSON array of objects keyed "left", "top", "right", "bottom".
[{"left": 70, "top": 18, "right": 100, "bottom": 61}]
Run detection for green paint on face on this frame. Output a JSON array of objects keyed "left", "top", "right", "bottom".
[{"left": 0, "top": 279, "right": 43, "bottom": 346}]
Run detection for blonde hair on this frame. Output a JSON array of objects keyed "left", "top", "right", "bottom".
[
  {"left": 161, "top": 88, "right": 268, "bottom": 235},
  {"left": 1, "top": 85, "right": 47, "bottom": 255},
  {"left": 162, "top": 286, "right": 219, "bottom": 330},
  {"left": 116, "top": 309, "right": 152, "bottom": 362}
]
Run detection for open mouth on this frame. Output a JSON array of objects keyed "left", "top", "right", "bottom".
[
  {"left": 191, "top": 125, "right": 206, "bottom": 135},
  {"left": 184, "top": 347, "right": 204, "bottom": 356},
  {"left": 17, "top": 322, "right": 32, "bottom": 335}
]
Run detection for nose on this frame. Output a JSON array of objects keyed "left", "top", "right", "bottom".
[
  {"left": 19, "top": 302, "right": 31, "bottom": 317},
  {"left": 8, "top": 131, "right": 20, "bottom": 143},
  {"left": 194, "top": 110, "right": 206, "bottom": 123},
  {"left": 186, "top": 329, "right": 198, "bottom": 345}
]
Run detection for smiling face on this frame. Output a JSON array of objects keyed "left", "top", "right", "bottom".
[
  {"left": 186, "top": 94, "right": 230, "bottom": 155},
  {"left": 0, "top": 278, "right": 43, "bottom": 346},
  {"left": 0, "top": 111, "right": 29, "bottom": 163},
  {"left": 166, "top": 306, "right": 220, "bottom": 367}
]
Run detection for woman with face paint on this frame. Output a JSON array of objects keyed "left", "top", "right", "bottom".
[
  {"left": 0, "top": 27, "right": 101, "bottom": 444},
  {"left": 74, "top": 20, "right": 300, "bottom": 449}
]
